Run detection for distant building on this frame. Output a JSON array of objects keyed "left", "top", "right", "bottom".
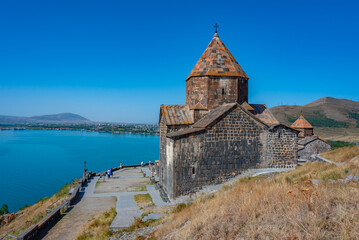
[
  {"left": 158, "top": 31, "right": 299, "bottom": 199},
  {"left": 291, "top": 115, "right": 331, "bottom": 161},
  {"left": 290, "top": 114, "right": 313, "bottom": 138}
]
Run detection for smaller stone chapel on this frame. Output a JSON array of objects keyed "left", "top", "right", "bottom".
[
  {"left": 290, "top": 115, "right": 331, "bottom": 161},
  {"left": 158, "top": 30, "right": 300, "bottom": 199}
]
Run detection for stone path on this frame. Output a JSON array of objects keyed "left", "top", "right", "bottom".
[
  {"left": 83, "top": 168, "right": 168, "bottom": 231},
  {"left": 42, "top": 167, "right": 168, "bottom": 238},
  {"left": 146, "top": 185, "right": 171, "bottom": 207},
  {"left": 313, "top": 154, "right": 344, "bottom": 165},
  {"left": 43, "top": 179, "right": 116, "bottom": 240},
  {"left": 86, "top": 176, "right": 143, "bottom": 231}
]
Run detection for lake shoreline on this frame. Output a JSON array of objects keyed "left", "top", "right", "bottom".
[
  {"left": 0, "top": 128, "right": 159, "bottom": 136},
  {"left": 0, "top": 130, "right": 159, "bottom": 212}
]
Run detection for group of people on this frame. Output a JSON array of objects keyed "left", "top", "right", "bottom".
[
  {"left": 104, "top": 160, "right": 153, "bottom": 179},
  {"left": 141, "top": 160, "right": 151, "bottom": 167}
]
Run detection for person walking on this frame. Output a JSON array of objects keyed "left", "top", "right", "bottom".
[
  {"left": 141, "top": 161, "right": 144, "bottom": 167},
  {"left": 107, "top": 168, "right": 111, "bottom": 178}
]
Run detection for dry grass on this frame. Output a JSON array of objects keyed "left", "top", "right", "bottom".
[
  {"left": 315, "top": 127, "right": 359, "bottom": 142},
  {"left": 134, "top": 194, "right": 154, "bottom": 208},
  {"left": 126, "top": 184, "right": 148, "bottom": 192},
  {"left": 0, "top": 183, "right": 71, "bottom": 236},
  {"left": 154, "top": 162, "right": 359, "bottom": 240},
  {"left": 75, "top": 208, "right": 116, "bottom": 240},
  {"left": 278, "top": 161, "right": 359, "bottom": 182},
  {"left": 321, "top": 145, "right": 359, "bottom": 163}
]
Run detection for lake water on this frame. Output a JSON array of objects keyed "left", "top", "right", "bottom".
[{"left": 0, "top": 130, "right": 159, "bottom": 212}]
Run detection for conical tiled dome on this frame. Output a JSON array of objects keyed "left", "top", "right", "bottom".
[
  {"left": 290, "top": 115, "right": 313, "bottom": 129},
  {"left": 186, "top": 33, "right": 248, "bottom": 81}
]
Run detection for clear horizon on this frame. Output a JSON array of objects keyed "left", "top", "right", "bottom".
[
  {"left": 0, "top": 96, "right": 357, "bottom": 124},
  {"left": 1, "top": 0, "right": 359, "bottom": 123}
]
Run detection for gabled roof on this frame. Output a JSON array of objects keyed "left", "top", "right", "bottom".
[
  {"left": 166, "top": 127, "right": 206, "bottom": 138},
  {"left": 249, "top": 104, "right": 280, "bottom": 126},
  {"left": 298, "top": 135, "right": 329, "bottom": 145},
  {"left": 268, "top": 124, "right": 300, "bottom": 133},
  {"left": 290, "top": 115, "right": 313, "bottom": 129},
  {"left": 160, "top": 104, "right": 194, "bottom": 126},
  {"left": 241, "top": 102, "right": 255, "bottom": 111},
  {"left": 192, "top": 103, "right": 237, "bottom": 128},
  {"left": 167, "top": 103, "right": 269, "bottom": 138},
  {"left": 186, "top": 33, "right": 249, "bottom": 81}
]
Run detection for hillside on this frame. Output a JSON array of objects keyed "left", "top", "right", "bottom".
[
  {"left": 0, "top": 113, "right": 91, "bottom": 124},
  {"left": 154, "top": 148, "right": 359, "bottom": 239},
  {"left": 0, "top": 183, "right": 71, "bottom": 237},
  {"left": 270, "top": 97, "right": 359, "bottom": 142}
]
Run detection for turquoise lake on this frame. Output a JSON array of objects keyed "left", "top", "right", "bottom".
[{"left": 0, "top": 130, "right": 159, "bottom": 212}]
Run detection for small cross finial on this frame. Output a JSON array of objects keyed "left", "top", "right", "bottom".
[{"left": 214, "top": 23, "right": 219, "bottom": 33}]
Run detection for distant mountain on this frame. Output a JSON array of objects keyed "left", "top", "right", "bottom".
[
  {"left": 270, "top": 97, "right": 359, "bottom": 142},
  {"left": 0, "top": 113, "right": 91, "bottom": 124}
]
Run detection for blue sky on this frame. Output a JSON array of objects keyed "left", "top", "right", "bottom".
[{"left": 0, "top": 0, "right": 358, "bottom": 123}]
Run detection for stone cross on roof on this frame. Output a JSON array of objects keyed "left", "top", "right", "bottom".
[{"left": 214, "top": 23, "right": 219, "bottom": 33}]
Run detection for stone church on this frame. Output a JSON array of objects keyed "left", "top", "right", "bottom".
[
  {"left": 290, "top": 114, "right": 331, "bottom": 161},
  {"left": 158, "top": 31, "right": 299, "bottom": 199}
]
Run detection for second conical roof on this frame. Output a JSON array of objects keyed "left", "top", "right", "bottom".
[{"left": 290, "top": 115, "right": 313, "bottom": 129}]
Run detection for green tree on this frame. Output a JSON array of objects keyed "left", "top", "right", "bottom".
[{"left": 0, "top": 204, "right": 9, "bottom": 215}]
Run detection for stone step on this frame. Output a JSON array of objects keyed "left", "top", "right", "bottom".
[{"left": 297, "top": 159, "right": 307, "bottom": 166}]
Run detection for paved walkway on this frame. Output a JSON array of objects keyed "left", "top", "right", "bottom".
[
  {"left": 43, "top": 179, "right": 116, "bottom": 240},
  {"left": 83, "top": 168, "right": 168, "bottom": 232},
  {"left": 42, "top": 167, "right": 169, "bottom": 238}
]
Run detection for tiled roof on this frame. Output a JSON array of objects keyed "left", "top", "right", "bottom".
[
  {"left": 249, "top": 104, "right": 280, "bottom": 126},
  {"left": 167, "top": 103, "right": 269, "bottom": 138},
  {"left": 167, "top": 103, "right": 237, "bottom": 138},
  {"left": 192, "top": 103, "right": 237, "bottom": 128},
  {"left": 160, "top": 104, "right": 194, "bottom": 126},
  {"left": 241, "top": 102, "right": 255, "bottom": 111},
  {"left": 166, "top": 127, "right": 206, "bottom": 138},
  {"left": 291, "top": 115, "right": 313, "bottom": 129},
  {"left": 186, "top": 33, "right": 249, "bottom": 81},
  {"left": 268, "top": 124, "right": 299, "bottom": 132},
  {"left": 298, "top": 135, "right": 329, "bottom": 145}
]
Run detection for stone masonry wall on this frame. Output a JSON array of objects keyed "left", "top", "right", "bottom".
[
  {"left": 186, "top": 76, "right": 248, "bottom": 110},
  {"left": 298, "top": 139, "right": 331, "bottom": 160},
  {"left": 266, "top": 126, "right": 298, "bottom": 168},
  {"left": 170, "top": 107, "right": 267, "bottom": 198},
  {"left": 297, "top": 128, "right": 313, "bottom": 138},
  {"left": 159, "top": 115, "right": 191, "bottom": 198},
  {"left": 186, "top": 77, "right": 208, "bottom": 109}
]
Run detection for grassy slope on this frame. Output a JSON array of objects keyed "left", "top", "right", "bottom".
[
  {"left": 0, "top": 183, "right": 71, "bottom": 236},
  {"left": 321, "top": 145, "right": 359, "bottom": 163},
  {"left": 154, "top": 158, "right": 359, "bottom": 239},
  {"left": 270, "top": 97, "right": 359, "bottom": 142}
]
